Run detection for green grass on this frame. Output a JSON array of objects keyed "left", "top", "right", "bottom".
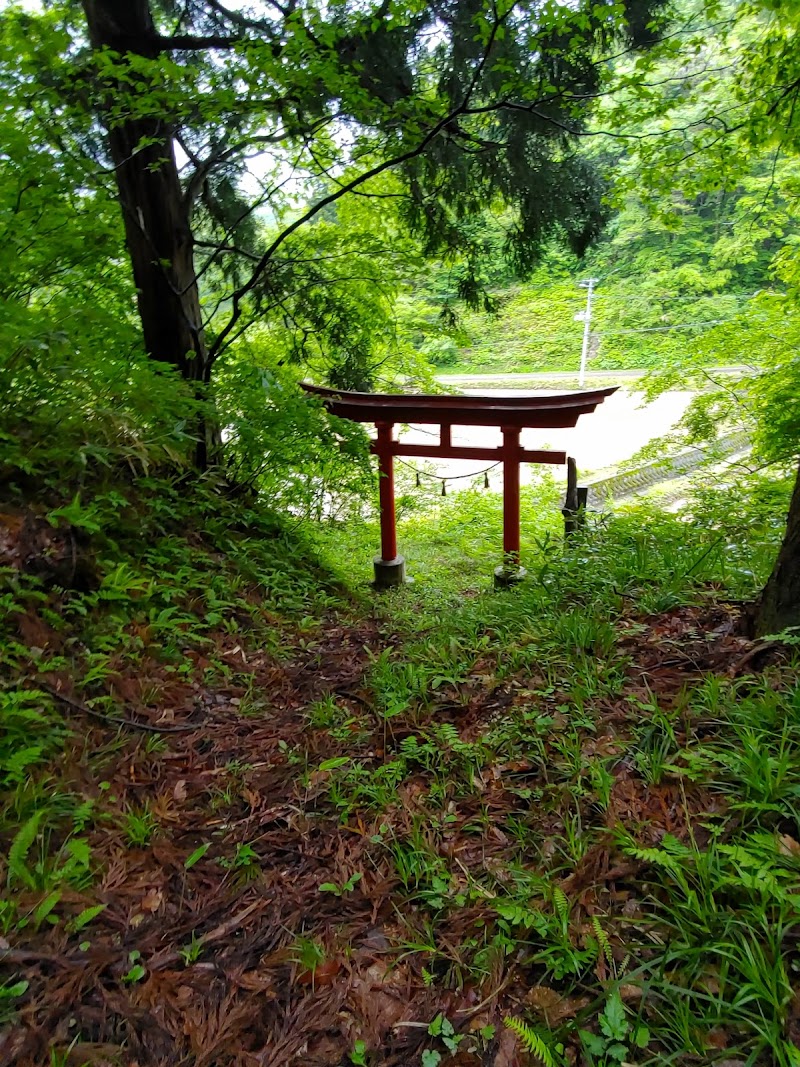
[{"left": 432, "top": 276, "right": 751, "bottom": 375}]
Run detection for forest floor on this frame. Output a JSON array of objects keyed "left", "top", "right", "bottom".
[{"left": 1, "top": 485, "right": 799, "bottom": 1067}]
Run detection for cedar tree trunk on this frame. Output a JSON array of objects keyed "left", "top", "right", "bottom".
[
  {"left": 81, "top": 0, "right": 216, "bottom": 466},
  {"left": 754, "top": 458, "right": 800, "bottom": 636}
]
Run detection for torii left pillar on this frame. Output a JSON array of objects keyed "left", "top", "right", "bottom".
[{"left": 373, "top": 422, "right": 406, "bottom": 588}]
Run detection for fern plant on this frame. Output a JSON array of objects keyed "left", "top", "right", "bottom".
[
  {"left": 591, "top": 915, "right": 615, "bottom": 971},
  {"left": 7, "top": 811, "right": 42, "bottom": 890},
  {"left": 552, "top": 886, "right": 570, "bottom": 931},
  {"left": 504, "top": 1016, "right": 563, "bottom": 1067},
  {"left": 5, "top": 813, "right": 92, "bottom": 892},
  {"left": 0, "top": 690, "right": 64, "bottom": 787}
]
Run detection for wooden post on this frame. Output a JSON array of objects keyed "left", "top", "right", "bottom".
[
  {"left": 493, "top": 426, "right": 527, "bottom": 587},
  {"left": 563, "top": 456, "right": 579, "bottom": 537}
]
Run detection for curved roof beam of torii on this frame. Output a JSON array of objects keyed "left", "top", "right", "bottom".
[{"left": 301, "top": 382, "right": 618, "bottom": 429}]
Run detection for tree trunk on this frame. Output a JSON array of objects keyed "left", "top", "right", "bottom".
[
  {"left": 81, "top": 0, "right": 216, "bottom": 466},
  {"left": 753, "top": 458, "right": 800, "bottom": 636}
]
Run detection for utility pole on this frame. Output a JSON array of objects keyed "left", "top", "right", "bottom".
[{"left": 576, "top": 277, "right": 599, "bottom": 388}]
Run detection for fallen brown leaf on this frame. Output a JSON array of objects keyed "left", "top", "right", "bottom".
[
  {"left": 493, "top": 1025, "right": 519, "bottom": 1067},
  {"left": 779, "top": 834, "right": 800, "bottom": 857},
  {"left": 140, "top": 887, "right": 163, "bottom": 913},
  {"left": 526, "top": 985, "right": 589, "bottom": 1025}
]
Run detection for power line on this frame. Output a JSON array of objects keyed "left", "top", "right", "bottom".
[
  {"left": 598, "top": 318, "right": 736, "bottom": 335},
  {"left": 593, "top": 291, "right": 758, "bottom": 305},
  {"left": 452, "top": 317, "right": 739, "bottom": 348}
]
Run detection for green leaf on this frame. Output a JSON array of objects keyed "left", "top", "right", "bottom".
[
  {"left": 33, "top": 890, "right": 61, "bottom": 930},
  {"left": 7, "top": 811, "right": 42, "bottom": 889},
  {"left": 428, "top": 1013, "right": 444, "bottom": 1036},
  {"left": 349, "top": 1039, "right": 368, "bottom": 1066},
  {"left": 47, "top": 493, "right": 103, "bottom": 533},
  {"left": 65, "top": 837, "right": 91, "bottom": 868},
  {"left": 599, "top": 992, "right": 628, "bottom": 1042},
  {"left": 579, "top": 1030, "right": 606, "bottom": 1056},
  {"left": 633, "top": 1024, "right": 650, "bottom": 1048},
  {"left": 421, "top": 1052, "right": 441, "bottom": 1067},
  {"left": 607, "top": 1042, "right": 629, "bottom": 1062},
  {"left": 504, "top": 1017, "right": 560, "bottom": 1067},
  {"left": 0, "top": 980, "right": 28, "bottom": 999},
  {"left": 319, "top": 757, "right": 350, "bottom": 771},
  {"left": 184, "top": 842, "right": 211, "bottom": 869},
  {"left": 70, "top": 904, "right": 106, "bottom": 931},
  {"left": 122, "top": 963, "right": 146, "bottom": 984}
]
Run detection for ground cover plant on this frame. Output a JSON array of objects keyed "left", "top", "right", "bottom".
[{"left": 2, "top": 457, "right": 799, "bottom": 1066}]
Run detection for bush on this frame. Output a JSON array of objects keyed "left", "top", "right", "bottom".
[{"left": 419, "top": 338, "right": 461, "bottom": 367}]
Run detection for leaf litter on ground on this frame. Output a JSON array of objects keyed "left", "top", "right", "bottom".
[{"left": 1, "top": 543, "right": 799, "bottom": 1067}]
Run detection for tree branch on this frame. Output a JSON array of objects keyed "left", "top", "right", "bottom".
[
  {"left": 207, "top": 0, "right": 289, "bottom": 28},
  {"left": 207, "top": 5, "right": 515, "bottom": 362},
  {"left": 156, "top": 33, "right": 241, "bottom": 51},
  {"left": 195, "top": 238, "right": 261, "bottom": 261},
  {"left": 207, "top": 117, "right": 457, "bottom": 361},
  {"left": 766, "top": 76, "right": 800, "bottom": 118},
  {"left": 182, "top": 122, "right": 333, "bottom": 211}
]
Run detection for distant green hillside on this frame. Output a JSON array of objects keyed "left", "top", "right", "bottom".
[
  {"left": 446, "top": 278, "right": 750, "bottom": 374},
  {"left": 410, "top": 156, "right": 798, "bottom": 376}
]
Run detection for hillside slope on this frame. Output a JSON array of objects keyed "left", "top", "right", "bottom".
[{"left": 2, "top": 467, "right": 800, "bottom": 1066}]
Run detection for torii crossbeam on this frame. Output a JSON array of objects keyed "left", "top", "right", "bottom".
[{"left": 302, "top": 382, "right": 617, "bottom": 586}]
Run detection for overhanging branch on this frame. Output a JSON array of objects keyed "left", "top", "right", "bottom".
[
  {"left": 156, "top": 33, "right": 242, "bottom": 51},
  {"left": 207, "top": 3, "right": 516, "bottom": 363}
]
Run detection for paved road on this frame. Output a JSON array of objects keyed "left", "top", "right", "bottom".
[
  {"left": 393, "top": 369, "right": 750, "bottom": 491},
  {"left": 437, "top": 366, "right": 749, "bottom": 386},
  {"left": 398, "top": 388, "right": 698, "bottom": 488}
]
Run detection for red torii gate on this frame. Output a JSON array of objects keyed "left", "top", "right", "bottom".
[{"left": 302, "top": 382, "right": 617, "bottom": 587}]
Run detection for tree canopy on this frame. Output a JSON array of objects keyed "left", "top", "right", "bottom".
[{"left": 3, "top": 0, "right": 673, "bottom": 403}]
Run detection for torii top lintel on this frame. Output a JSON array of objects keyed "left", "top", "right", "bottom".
[
  {"left": 301, "top": 382, "right": 618, "bottom": 429},
  {"left": 301, "top": 381, "right": 617, "bottom": 580}
]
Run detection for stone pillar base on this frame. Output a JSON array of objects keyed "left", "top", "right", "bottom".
[
  {"left": 493, "top": 564, "right": 527, "bottom": 589},
  {"left": 373, "top": 555, "right": 407, "bottom": 589}
]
